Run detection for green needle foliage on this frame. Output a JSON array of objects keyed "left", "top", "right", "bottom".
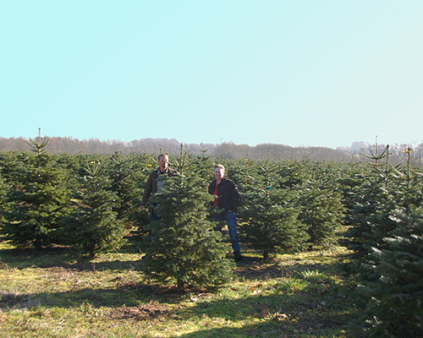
[
  {"left": 0, "top": 151, "right": 25, "bottom": 191},
  {"left": 108, "top": 151, "right": 143, "bottom": 225},
  {"left": 338, "top": 162, "right": 367, "bottom": 226},
  {"left": 0, "top": 171, "right": 10, "bottom": 230},
  {"left": 63, "top": 159, "right": 125, "bottom": 257},
  {"left": 363, "top": 204, "right": 423, "bottom": 337},
  {"left": 1, "top": 138, "right": 71, "bottom": 248},
  {"left": 299, "top": 177, "right": 345, "bottom": 250},
  {"left": 141, "top": 149, "right": 233, "bottom": 290},
  {"left": 240, "top": 155, "right": 309, "bottom": 260},
  {"left": 345, "top": 165, "right": 399, "bottom": 276}
]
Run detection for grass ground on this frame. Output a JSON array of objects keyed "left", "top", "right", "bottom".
[{"left": 0, "top": 233, "right": 365, "bottom": 338}]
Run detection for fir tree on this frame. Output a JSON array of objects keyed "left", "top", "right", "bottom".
[
  {"left": 108, "top": 151, "right": 143, "bottom": 225},
  {"left": 128, "top": 153, "right": 158, "bottom": 241},
  {"left": 298, "top": 176, "right": 345, "bottom": 250},
  {"left": 1, "top": 138, "right": 71, "bottom": 248},
  {"left": 141, "top": 148, "right": 233, "bottom": 290},
  {"left": 63, "top": 159, "right": 125, "bottom": 257},
  {"left": 345, "top": 147, "right": 400, "bottom": 276},
  {"left": 337, "top": 161, "right": 367, "bottom": 226},
  {"left": 277, "top": 159, "right": 311, "bottom": 191},
  {"left": 363, "top": 204, "right": 423, "bottom": 337},
  {"left": 240, "top": 154, "right": 309, "bottom": 260}
]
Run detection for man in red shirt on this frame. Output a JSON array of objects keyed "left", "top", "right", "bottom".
[{"left": 209, "top": 164, "right": 242, "bottom": 262}]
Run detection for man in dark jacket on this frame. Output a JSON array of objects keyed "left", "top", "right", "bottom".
[
  {"left": 141, "top": 153, "right": 177, "bottom": 220},
  {"left": 209, "top": 164, "right": 242, "bottom": 261}
]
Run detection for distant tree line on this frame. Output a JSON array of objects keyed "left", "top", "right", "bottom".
[
  {"left": 0, "top": 136, "right": 423, "bottom": 166},
  {"left": 0, "top": 136, "right": 420, "bottom": 165}
]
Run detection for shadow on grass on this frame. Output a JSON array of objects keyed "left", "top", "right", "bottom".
[
  {"left": 233, "top": 252, "right": 341, "bottom": 282},
  {"left": 0, "top": 246, "right": 362, "bottom": 337},
  {"left": 173, "top": 278, "right": 357, "bottom": 337},
  {"left": 0, "top": 237, "right": 144, "bottom": 272},
  {"left": 0, "top": 282, "right": 185, "bottom": 311},
  {"left": 0, "top": 276, "right": 361, "bottom": 336}
]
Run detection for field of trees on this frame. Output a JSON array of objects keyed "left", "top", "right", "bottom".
[{"left": 0, "top": 138, "right": 422, "bottom": 337}]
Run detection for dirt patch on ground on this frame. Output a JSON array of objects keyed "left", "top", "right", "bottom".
[
  {"left": 109, "top": 301, "right": 171, "bottom": 321},
  {"left": 234, "top": 258, "right": 285, "bottom": 280}
]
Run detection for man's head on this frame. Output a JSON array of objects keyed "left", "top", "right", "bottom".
[
  {"left": 158, "top": 153, "right": 169, "bottom": 172},
  {"left": 214, "top": 164, "right": 225, "bottom": 181}
]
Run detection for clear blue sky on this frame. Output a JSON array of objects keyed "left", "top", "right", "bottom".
[{"left": 1, "top": 1, "right": 422, "bottom": 149}]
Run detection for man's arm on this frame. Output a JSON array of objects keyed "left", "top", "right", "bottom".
[
  {"left": 208, "top": 181, "right": 215, "bottom": 195},
  {"left": 229, "top": 180, "right": 241, "bottom": 211},
  {"left": 140, "top": 171, "right": 155, "bottom": 209}
]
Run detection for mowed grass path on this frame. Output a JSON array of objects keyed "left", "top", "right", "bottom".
[{"left": 0, "top": 236, "right": 363, "bottom": 338}]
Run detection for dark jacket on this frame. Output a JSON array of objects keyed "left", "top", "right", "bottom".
[
  {"left": 208, "top": 177, "right": 241, "bottom": 213},
  {"left": 141, "top": 167, "right": 178, "bottom": 215}
]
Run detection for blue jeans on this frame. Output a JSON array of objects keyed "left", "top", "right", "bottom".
[
  {"left": 143, "top": 211, "right": 160, "bottom": 259},
  {"left": 148, "top": 211, "right": 161, "bottom": 239},
  {"left": 213, "top": 211, "right": 241, "bottom": 256}
]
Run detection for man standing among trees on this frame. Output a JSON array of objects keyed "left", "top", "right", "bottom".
[
  {"left": 140, "top": 153, "right": 177, "bottom": 220},
  {"left": 209, "top": 164, "right": 242, "bottom": 262}
]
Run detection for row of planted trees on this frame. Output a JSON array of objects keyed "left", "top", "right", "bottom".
[
  {"left": 0, "top": 140, "right": 346, "bottom": 256},
  {"left": 1, "top": 140, "right": 422, "bottom": 336}
]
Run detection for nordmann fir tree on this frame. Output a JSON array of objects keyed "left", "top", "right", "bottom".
[
  {"left": 1, "top": 137, "right": 71, "bottom": 248},
  {"left": 108, "top": 151, "right": 143, "bottom": 226},
  {"left": 63, "top": 159, "right": 125, "bottom": 257},
  {"left": 128, "top": 153, "right": 157, "bottom": 240},
  {"left": 337, "top": 161, "right": 367, "bottom": 226},
  {"left": 240, "top": 153, "right": 309, "bottom": 260},
  {"left": 363, "top": 203, "right": 423, "bottom": 337},
  {"left": 346, "top": 145, "right": 399, "bottom": 276},
  {"left": 277, "top": 158, "right": 310, "bottom": 191},
  {"left": 357, "top": 155, "right": 423, "bottom": 336},
  {"left": 141, "top": 147, "right": 233, "bottom": 290},
  {"left": 298, "top": 164, "right": 345, "bottom": 250}
]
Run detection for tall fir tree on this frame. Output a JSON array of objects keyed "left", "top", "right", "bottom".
[
  {"left": 141, "top": 148, "right": 233, "bottom": 290},
  {"left": 345, "top": 146, "right": 400, "bottom": 276},
  {"left": 1, "top": 137, "right": 71, "bottom": 248},
  {"left": 63, "top": 159, "right": 125, "bottom": 257}
]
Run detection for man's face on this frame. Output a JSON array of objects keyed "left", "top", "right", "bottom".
[
  {"left": 158, "top": 155, "right": 169, "bottom": 171},
  {"left": 214, "top": 168, "right": 224, "bottom": 180}
]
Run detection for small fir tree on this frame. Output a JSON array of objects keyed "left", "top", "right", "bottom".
[
  {"left": 128, "top": 153, "right": 158, "bottom": 241},
  {"left": 108, "top": 151, "right": 143, "bottom": 225},
  {"left": 240, "top": 154, "right": 309, "bottom": 260},
  {"left": 337, "top": 161, "right": 367, "bottom": 226},
  {"left": 1, "top": 137, "right": 71, "bottom": 248},
  {"left": 298, "top": 177, "right": 345, "bottom": 250},
  {"left": 63, "top": 159, "right": 125, "bottom": 257},
  {"left": 141, "top": 148, "right": 233, "bottom": 290}
]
